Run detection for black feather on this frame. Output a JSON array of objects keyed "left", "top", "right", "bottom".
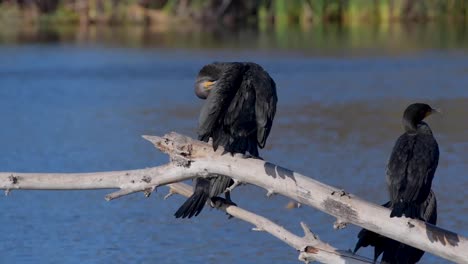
[
  {"left": 175, "top": 62, "right": 277, "bottom": 219},
  {"left": 174, "top": 178, "right": 210, "bottom": 219},
  {"left": 386, "top": 122, "right": 439, "bottom": 218},
  {"left": 354, "top": 191, "right": 437, "bottom": 263},
  {"left": 355, "top": 104, "right": 439, "bottom": 263},
  {"left": 197, "top": 62, "right": 277, "bottom": 156},
  {"left": 353, "top": 202, "right": 391, "bottom": 262}
]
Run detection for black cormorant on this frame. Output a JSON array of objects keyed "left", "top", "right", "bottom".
[
  {"left": 174, "top": 62, "right": 277, "bottom": 218},
  {"left": 353, "top": 103, "right": 439, "bottom": 263},
  {"left": 354, "top": 190, "right": 437, "bottom": 263},
  {"left": 387, "top": 103, "right": 439, "bottom": 218}
]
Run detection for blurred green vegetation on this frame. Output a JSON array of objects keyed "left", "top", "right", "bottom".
[
  {"left": 0, "top": 0, "right": 467, "bottom": 54},
  {"left": 1, "top": 0, "right": 467, "bottom": 26}
]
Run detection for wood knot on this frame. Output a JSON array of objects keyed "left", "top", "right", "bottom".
[
  {"left": 141, "top": 176, "right": 152, "bottom": 183},
  {"left": 304, "top": 246, "right": 319, "bottom": 254},
  {"left": 331, "top": 189, "right": 351, "bottom": 198},
  {"left": 9, "top": 175, "right": 18, "bottom": 184},
  {"left": 169, "top": 142, "right": 193, "bottom": 167},
  {"left": 178, "top": 144, "right": 193, "bottom": 157},
  {"left": 171, "top": 156, "right": 192, "bottom": 167}
]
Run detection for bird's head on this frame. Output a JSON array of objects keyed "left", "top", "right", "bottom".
[
  {"left": 195, "top": 78, "right": 216, "bottom": 99},
  {"left": 194, "top": 63, "right": 223, "bottom": 99},
  {"left": 402, "top": 103, "right": 440, "bottom": 132}
]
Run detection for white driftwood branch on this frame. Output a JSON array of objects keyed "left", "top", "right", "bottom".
[
  {"left": 167, "top": 182, "right": 373, "bottom": 264},
  {"left": 147, "top": 133, "right": 467, "bottom": 263},
  {"left": 0, "top": 132, "right": 466, "bottom": 263}
]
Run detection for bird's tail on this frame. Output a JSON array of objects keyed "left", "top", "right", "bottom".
[
  {"left": 390, "top": 202, "right": 420, "bottom": 218},
  {"left": 354, "top": 202, "right": 393, "bottom": 262},
  {"left": 354, "top": 228, "right": 377, "bottom": 253},
  {"left": 354, "top": 229, "right": 385, "bottom": 263},
  {"left": 174, "top": 178, "right": 210, "bottom": 219}
]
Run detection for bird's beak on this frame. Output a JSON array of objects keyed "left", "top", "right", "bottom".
[
  {"left": 203, "top": 81, "right": 215, "bottom": 90},
  {"left": 426, "top": 108, "right": 441, "bottom": 117}
]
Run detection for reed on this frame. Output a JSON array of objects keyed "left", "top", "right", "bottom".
[{"left": 0, "top": 0, "right": 466, "bottom": 26}]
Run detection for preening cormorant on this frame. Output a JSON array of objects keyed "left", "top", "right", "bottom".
[
  {"left": 354, "top": 190, "right": 437, "bottom": 264},
  {"left": 387, "top": 103, "right": 439, "bottom": 218},
  {"left": 174, "top": 62, "right": 277, "bottom": 219}
]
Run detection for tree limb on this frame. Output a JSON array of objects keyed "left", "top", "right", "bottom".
[
  {"left": 167, "top": 182, "right": 373, "bottom": 264},
  {"left": 147, "top": 132, "right": 467, "bottom": 263},
  {"left": 0, "top": 132, "right": 466, "bottom": 263}
]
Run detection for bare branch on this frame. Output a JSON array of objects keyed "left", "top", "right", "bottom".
[
  {"left": 0, "top": 132, "right": 466, "bottom": 263},
  {"left": 105, "top": 187, "right": 155, "bottom": 201},
  {"left": 168, "top": 182, "right": 373, "bottom": 264},
  {"left": 300, "top": 222, "right": 317, "bottom": 240},
  {"left": 147, "top": 133, "right": 468, "bottom": 263}
]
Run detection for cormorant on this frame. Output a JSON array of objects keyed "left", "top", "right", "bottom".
[
  {"left": 387, "top": 103, "right": 439, "bottom": 218},
  {"left": 354, "top": 103, "right": 440, "bottom": 263},
  {"left": 354, "top": 190, "right": 437, "bottom": 263},
  {"left": 174, "top": 62, "right": 277, "bottom": 219}
]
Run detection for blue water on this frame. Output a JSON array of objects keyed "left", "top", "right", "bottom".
[{"left": 0, "top": 45, "right": 467, "bottom": 263}]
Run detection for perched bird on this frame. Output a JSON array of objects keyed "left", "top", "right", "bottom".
[
  {"left": 354, "top": 190, "right": 437, "bottom": 264},
  {"left": 354, "top": 103, "right": 440, "bottom": 263},
  {"left": 387, "top": 103, "right": 439, "bottom": 218},
  {"left": 174, "top": 62, "right": 277, "bottom": 218}
]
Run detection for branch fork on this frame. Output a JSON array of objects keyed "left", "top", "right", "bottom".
[{"left": 0, "top": 132, "right": 466, "bottom": 263}]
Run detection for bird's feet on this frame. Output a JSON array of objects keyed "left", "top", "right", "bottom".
[
  {"left": 226, "top": 179, "right": 242, "bottom": 192},
  {"left": 210, "top": 196, "right": 223, "bottom": 208},
  {"left": 211, "top": 197, "right": 237, "bottom": 207},
  {"left": 233, "top": 153, "right": 264, "bottom": 160},
  {"left": 210, "top": 197, "right": 237, "bottom": 219}
]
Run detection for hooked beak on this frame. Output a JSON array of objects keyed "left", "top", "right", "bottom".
[
  {"left": 425, "top": 107, "right": 441, "bottom": 118},
  {"left": 195, "top": 80, "right": 216, "bottom": 99},
  {"left": 203, "top": 81, "right": 215, "bottom": 90}
]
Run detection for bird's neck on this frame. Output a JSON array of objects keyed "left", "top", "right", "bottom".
[
  {"left": 403, "top": 118, "right": 418, "bottom": 134},
  {"left": 416, "top": 122, "right": 433, "bottom": 135},
  {"left": 404, "top": 120, "right": 432, "bottom": 135}
]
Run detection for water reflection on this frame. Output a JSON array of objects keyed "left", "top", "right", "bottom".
[{"left": 1, "top": 22, "right": 468, "bottom": 55}]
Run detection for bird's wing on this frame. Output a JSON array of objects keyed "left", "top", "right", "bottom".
[
  {"left": 405, "top": 135, "right": 439, "bottom": 202},
  {"left": 222, "top": 63, "right": 277, "bottom": 154},
  {"left": 209, "top": 175, "right": 233, "bottom": 197},
  {"left": 249, "top": 64, "right": 277, "bottom": 148},
  {"left": 386, "top": 134, "right": 411, "bottom": 203},
  {"left": 386, "top": 134, "right": 439, "bottom": 204},
  {"left": 423, "top": 190, "right": 437, "bottom": 224},
  {"left": 198, "top": 63, "right": 244, "bottom": 142},
  {"left": 223, "top": 84, "right": 257, "bottom": 137}
]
